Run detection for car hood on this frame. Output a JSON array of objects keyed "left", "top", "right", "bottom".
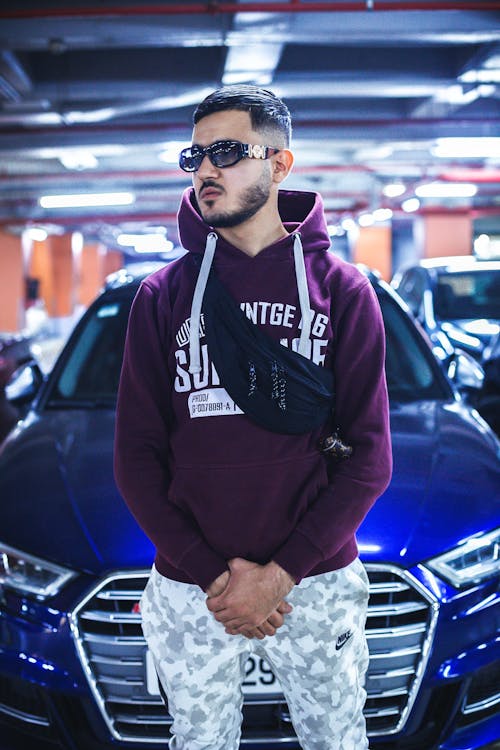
[
  {"left": 0, "top": 402, "right": 498, "bottom": 575},
  {"left": 359, "top": 399, "right": 500, "bottom": 567},
  {"left": 0, "top": 408, "right": 154, "bottom": 574}
]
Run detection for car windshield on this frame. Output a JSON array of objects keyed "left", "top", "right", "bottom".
[
  {"left": 44, "top": 284, "right": 448, "bottom": 408},
  {"left": 377, "top": 290, "right": 448, "bottom": 402},
  {"left": 45, "top": 291, "right": 134, "bottom": 408},
  {"left": 434, "top": 270, "right": 500, "bottom": 321}
]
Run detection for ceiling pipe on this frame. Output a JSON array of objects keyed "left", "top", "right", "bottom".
[
  {"left": 1, "top": 116, "right": 497, "bottom": 136},
  {"left": 2, "top": 166, "right": 500, "bottom": 187},
  {"left": 1, "top": 2, "right": 499, "bottom": 18}
]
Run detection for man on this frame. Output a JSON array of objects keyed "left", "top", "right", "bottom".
[{"left": 114, "top": 85, "right": 392, "bottom": 750}]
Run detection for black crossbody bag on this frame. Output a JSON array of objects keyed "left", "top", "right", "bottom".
[{"left": 193, "top": 255, "right": 352, "bottom": 457}]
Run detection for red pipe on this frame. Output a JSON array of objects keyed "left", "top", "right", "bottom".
[
  {"left": 1, "top": 205, "right": 500, "bottom": 229},
  {"left": 1, "top": 2, "right": 499, "bottom": 18},
  {"left": 0, "top": 165, "right": 378, "bottom": 184}
]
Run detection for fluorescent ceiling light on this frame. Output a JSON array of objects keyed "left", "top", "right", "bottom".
[
  {"left": 402, "top": 198, "right": 420, "bottom": 213},
  {"left": 222, "top": 44, "right": 282, "bottom": 86},
  {"left": 341, "top": 218, "right": 357, "bottom": 232},
  {"left": 59, "top": 151, "right": 98, "bottom": 170},
  {"left": 39, "top": 192, "right": 135, "bottom": 208},
  {"left": 25, "top": 227, "right": 48, "bottom": 242},
  {"left": 158, "top": 141, "right": 191, "bottom": 164},
  {"left": 327, "top": 224, "right": 345, "bottom": 236},
  {"left": 460, "top": 69, "right": 500, "bottom": 84},
  {"left": 63, "top": 87, "right": 215, "bottom": 125},
  {"left": 432, "top": 138, "right": 500, "bottom": 159},
  {"left": 223, "top": 72, "right": 272, "bottom": 86},
  {"left": 134, "top": 239, "right": 174, "bottom": 254},
  {"left": 358, "top": 213, "right": 374, "bottom": 227},
  {"left": 383, "top": 183, "right": 406, "bottom": 198},
  {"left": 355, "top": 145, "right": 393, "bottom": 161},
  {"left": 436, "top": 84, "right": 495, "bottom": 105},
  {"left": 415, "top": 182, "right": 477, "bottom": 199},
  {"left": 117, "top": 232, "right": 173, "bottom": 253},
  {"left": 373, "top": 208, "right": 393, "bottom": 222},
  {"left": 473, "top": 234, "right": 500, "bottom": 260}
]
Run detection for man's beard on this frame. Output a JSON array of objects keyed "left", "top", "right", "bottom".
[{"left": 198, "top": 168, "right": 272, "bottom": 228}]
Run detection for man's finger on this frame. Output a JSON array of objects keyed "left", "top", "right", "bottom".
[
  {"left": 256, "top": 621, "right": 276, "bottom": 637},
  {"left": 266, "top": 611, "right": 284, "bottom": 629},
  {"left": 276, "top": 599, "right": 293, "bottom": 614},
  {"left": 206, "top": 596, "right": 226, "bottom": 612},
  {"left": 225, "top": 625, "right": 263, "bottom": 640}
]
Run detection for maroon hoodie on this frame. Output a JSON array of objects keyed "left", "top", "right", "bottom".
[{"left": 114, "top": 188, "right": 392, "bottom": 591}]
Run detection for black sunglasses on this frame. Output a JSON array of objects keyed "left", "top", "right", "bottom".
[{"left": 179, "top": 140, "right": 280, "bottom": 173}]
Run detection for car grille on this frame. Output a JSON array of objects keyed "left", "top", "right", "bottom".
[
  {"left": 70, "top": 564, "right": 438, "bottom": 744},
  {"left": 459, "top": 659, "right": 500, "bottom": 726}
]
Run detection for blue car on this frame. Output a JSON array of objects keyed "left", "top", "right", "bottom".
[{"left": 0, "top": 264, "right": 499, "bottom": 750}]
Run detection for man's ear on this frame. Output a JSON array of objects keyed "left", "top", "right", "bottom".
[{"left": 271, "top": 149, "right": 294, "bottom": 184}]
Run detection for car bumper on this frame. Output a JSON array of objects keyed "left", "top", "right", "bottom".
[{"left": 0, "top": 564, "right": 499, "bottom": 750}]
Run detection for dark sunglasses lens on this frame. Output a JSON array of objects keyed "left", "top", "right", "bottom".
[
  {"left": 179, "top": 148, "right": 202, "bottom": 172},
  {"left": 211, "top": 143, "right": 243, "bottom": 168}
]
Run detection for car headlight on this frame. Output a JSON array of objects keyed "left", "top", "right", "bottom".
[
  {"left": 0, "top": 542, "right": 76, "bottom": 600},
  {"left": 426, "top": 528, "right": 500, "bottom": 588}
]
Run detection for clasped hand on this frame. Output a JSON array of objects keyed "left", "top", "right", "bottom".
[{"left": 205, "top": 558, "right": 294, "bottom": 640}]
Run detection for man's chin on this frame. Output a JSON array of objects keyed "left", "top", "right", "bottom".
[{"left": 201, "top": 211, "right": 237, "bottom": 229}]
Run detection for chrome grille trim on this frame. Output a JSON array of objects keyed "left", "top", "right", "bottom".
[
  {"left": 70, "top": 564, "right": 438, "bottom": 744},
  {"left": 463, "top": 691, "right": 500, "bottom": 715},
  {"left": 0, "top": 700, "right": 51, "bottom": 727}
]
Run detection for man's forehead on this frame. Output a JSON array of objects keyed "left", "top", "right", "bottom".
[{"left": 192, "top": 109, "right": 255, "bottom": 143}]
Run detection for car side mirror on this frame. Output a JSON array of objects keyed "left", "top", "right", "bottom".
[
  {"left": 447, "top": 349, "right": 484, "bottom": 391},
  {"left": 5, "top": 360, "right": 44, "bottom": 406}
]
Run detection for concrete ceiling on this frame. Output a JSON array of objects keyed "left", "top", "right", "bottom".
[{"left": 0, "top": 1, "right": 499, "bottom": 254}]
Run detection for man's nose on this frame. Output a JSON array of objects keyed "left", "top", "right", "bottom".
[{"left": 196, "top": 154, "right": 219, "bottom": 178}]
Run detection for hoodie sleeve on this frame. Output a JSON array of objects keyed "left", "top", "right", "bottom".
[
  {"left": 272, "top": 279, "right": 393, "bottom": 582},
  {"left": 114, "top": 280, "right": 229, "bottom": 591}
]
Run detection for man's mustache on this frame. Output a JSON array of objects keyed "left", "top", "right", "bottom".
[{"left": 200, "top": 180, "right": 224, "bottom": 193}]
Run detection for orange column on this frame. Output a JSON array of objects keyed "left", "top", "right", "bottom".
[
  {"left": 421, "top": 213, "right": 472, "bottom": 259},
  {"left": 50, "top": 234, "right": 75, "bottom": 317},
  {"left": 29, "top": 238, "right": 53, "bottom": 316},
  {"left": 353, "top": 225, "right": 392, "bottom": 282},
  {"left": 102, "top": 249, "right": 124, "bottom": 279},
  {"left": 28, "top": 234, "right": 76, "bottom": 319},
  {"left": 0, "top": 230, "right": 24, "bottom": 331},
  {"left": 78, "top": 243, "right": 105, "bottom": 307}
]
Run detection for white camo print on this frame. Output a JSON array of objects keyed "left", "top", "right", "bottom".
[{"left": 140, "top": 558, "right": 370, "bottom": 750}]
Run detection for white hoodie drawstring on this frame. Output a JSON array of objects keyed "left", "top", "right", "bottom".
[
  {"left": 293, "top": 233, "right": 312, "bottom": 357},
  {"left": 189, "top": 231, "right": 217, "bottom": 374}
]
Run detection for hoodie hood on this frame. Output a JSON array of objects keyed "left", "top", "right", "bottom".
[{"left": 177, "top": 187, "right": 332, "bottom": 260}]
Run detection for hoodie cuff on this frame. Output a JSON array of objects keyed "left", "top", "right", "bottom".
[
  {"left": 176, "top": 537, "right": 229, "bottom": 592},
  {"left": 272, "top": 530, "right": 324, "bottom": 584}
]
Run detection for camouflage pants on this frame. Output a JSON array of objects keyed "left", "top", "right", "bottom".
[{"left": 141, "top": 558, "right": 370, "bottom": 750}]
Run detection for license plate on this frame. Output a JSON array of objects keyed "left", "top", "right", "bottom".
[{"left": 145, "top": 649, "right": 280, "bottom": 696}]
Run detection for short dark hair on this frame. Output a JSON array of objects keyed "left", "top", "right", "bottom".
[{"left": 193, "top": 85, "right": 292, "bottom": 147}]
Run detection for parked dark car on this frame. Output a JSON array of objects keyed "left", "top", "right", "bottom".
[
  {"left": 0, "top": 334, "right": 41, "bottom": 443},
  {"left": 0, "top": 264, "right": 499, "bottom": 750},
  {"left": 475, "top": 332, "right": 500, "bottom": 438},
  {"left": 391, "top": 257, "right": 500, "bottom": 362}
]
